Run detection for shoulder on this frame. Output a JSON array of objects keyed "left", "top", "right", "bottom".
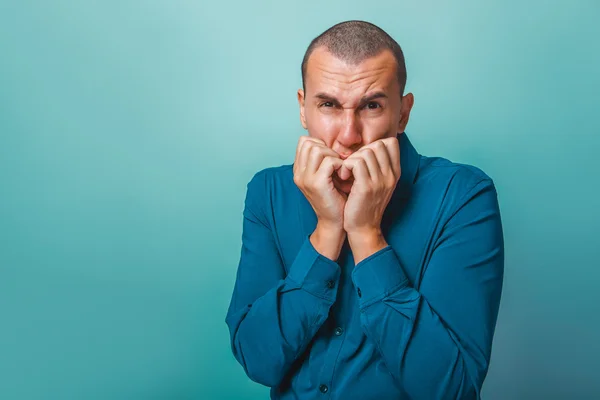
[
  {"left": 247, "top": 164, "right": 293, "bottom": 190},
  {"left": 242, "top": 164, "right": 295, "bottom": 231},
  {"left": 245, "top": 164, "right": 294, "bottom": 206},
  {"left": 413, "top": 155, "right": 498, "bottom": 217},
  {"left": 418, "top": 154, "right": 496, "bottom": 192}
]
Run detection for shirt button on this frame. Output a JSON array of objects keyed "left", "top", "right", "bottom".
[
  {"left": 326, "top": 280, "right": 335, "bottom": 289},
  {"left": 334, "top": 327, "right": 344, "bottom": 336},
  {"left": 357, "top": 287, "right": 362, "bottom": 297},
  {"left": 319, "top": 384, "right": 329, "bottom": 393}
]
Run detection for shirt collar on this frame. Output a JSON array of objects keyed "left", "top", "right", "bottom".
[{"left": 393, "top": 131, "right": 420, "bottom": 200}]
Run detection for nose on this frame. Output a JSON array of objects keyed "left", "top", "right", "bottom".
[{"left": 336, "top": 109, "right": 362, "bottom": 151}]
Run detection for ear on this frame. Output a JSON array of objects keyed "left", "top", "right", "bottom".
[
  {"left": 397, "top": 92, "right": 415, "bottom": 133},
  {"left": 297, "top": 89, "right": 308, "bottom": 130}
]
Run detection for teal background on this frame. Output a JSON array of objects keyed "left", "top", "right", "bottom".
[{"left": 1, "top": 1, "right": 598, "bottom": 399}]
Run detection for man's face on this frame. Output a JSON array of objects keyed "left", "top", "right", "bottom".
[{"left": 297, "top": 46, "right": 414, "bottom": 194}]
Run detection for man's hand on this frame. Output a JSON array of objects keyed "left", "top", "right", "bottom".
[
  {"left": 293, "top": 136, "right": 347, "bottom": 261},
  {"left": 339, "top": 137, "right": 401, "bottom": 264}
]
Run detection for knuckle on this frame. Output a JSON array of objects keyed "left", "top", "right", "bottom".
[
  {"left": 297, "top": 136, "right": 307, "bottom": 148},
  {"left": 298, "top": 141, "right": 308, "bottom": 154},
  {"left": 309, "top": 147, "right": 321, "bottom": 161}
]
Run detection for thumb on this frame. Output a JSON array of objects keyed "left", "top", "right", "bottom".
[{"left": 337, "top": 163, "right": 352, "bottom": 181}]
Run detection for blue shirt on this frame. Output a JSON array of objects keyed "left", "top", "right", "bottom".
[{"left": 225, "top": 132, "right": 504, "bottom": 400}]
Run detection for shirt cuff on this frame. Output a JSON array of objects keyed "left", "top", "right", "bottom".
[
  {"left": 285, "top": 235, "right": 341, "bottom": 302},
  {"left": 351, "top": 246, "right": 409, "bottom": 308}
]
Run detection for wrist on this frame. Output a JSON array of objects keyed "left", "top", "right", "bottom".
[
  {"left": 347, "top": 227, "right": 388, "bottom": 265},
  {"left": 310, "top": 222, "right": 346, "bottom": 261}
]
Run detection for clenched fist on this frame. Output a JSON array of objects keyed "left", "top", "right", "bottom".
[
  {"left": 339, "top": 136, "right": 401, "bottom": 264},
  {"left": 293, "top": 136, "right": 347, "bottom": 260},
  {"left": 339, "top": 137, "right": 401, "bottom": 234},
  {"left": 293, "top": 136, "right": 348, "bottom": 228},
  {"left": 293, "top": 135, "right": 401, "bottom": 262}
]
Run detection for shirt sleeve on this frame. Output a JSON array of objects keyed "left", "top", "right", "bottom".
[
  {"left": 225, "top": 171, "right": 341, "bottom": 388},
  {"left": 351, "top": 178, "right": 504, "bottom": 400}
]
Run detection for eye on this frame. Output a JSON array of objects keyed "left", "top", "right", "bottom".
[
  {"left": 364, "top": 102, "right": 381, "bottom": 110},
  {"left": 320, "top": 101, "right": 334, "bottom": 108}
]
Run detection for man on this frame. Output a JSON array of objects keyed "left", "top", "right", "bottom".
[{"left": 225, "top": 20, "right": 504, "bottom": 400}]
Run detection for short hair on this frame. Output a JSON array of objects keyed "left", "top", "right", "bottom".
[{"left": 301, "top": 20, "right": 407, "bottom": 97}]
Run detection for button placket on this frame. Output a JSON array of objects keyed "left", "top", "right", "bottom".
[{"left": 316, "top": 245, "right": 351, "bottom": 398}]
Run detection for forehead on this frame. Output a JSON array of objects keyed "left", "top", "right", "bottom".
[{"left": 305, "top": 47, "right": 398, "bottom": 95}]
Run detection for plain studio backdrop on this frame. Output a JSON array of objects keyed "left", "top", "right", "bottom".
[{"left": 1, "top": 1, "right": 598, "bottom": 399}]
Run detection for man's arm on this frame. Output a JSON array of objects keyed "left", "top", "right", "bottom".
[
  {"left": 351, "top": 178, "right": 504, "bottom": 399},
  {"left": 225, "top": 170, "right": 341, "bottom": 387}
]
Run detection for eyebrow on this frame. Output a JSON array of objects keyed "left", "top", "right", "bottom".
[{"left": 314, "top": 91, "right": 388, "bottom": 106}]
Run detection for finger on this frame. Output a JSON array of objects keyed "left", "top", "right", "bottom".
[
  {"left": 382, "top": 137, "right": 401, "bottom": 178},
  {"left": 316, "top": 155, "right": 344, "bottom": 181},
  {"left": 295, "top": 136, "right": 309, "bottom": 166},
  {"left": 295, "top": 136, "right": 324, "bottom": 171},
  {"left": 307, "top": 145, "right": 339, "bottom": 175},
  {"left": 372, "top": 139, "right": 393, "bottom": 176},
  {"left": 343, "top": 156, "right": 370, "bottom": 184},
  {"left": 357, "top": 148, "right": 381, "bottom": 180},
  {"left": 298, "top": 139, "right": 316, "bottom": 175},
  {"left": 338, "top": 163, "right": 352, "bottom": 181},
  {"left": 306, "top": 144, "right": 326, "bottom": 175}
]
